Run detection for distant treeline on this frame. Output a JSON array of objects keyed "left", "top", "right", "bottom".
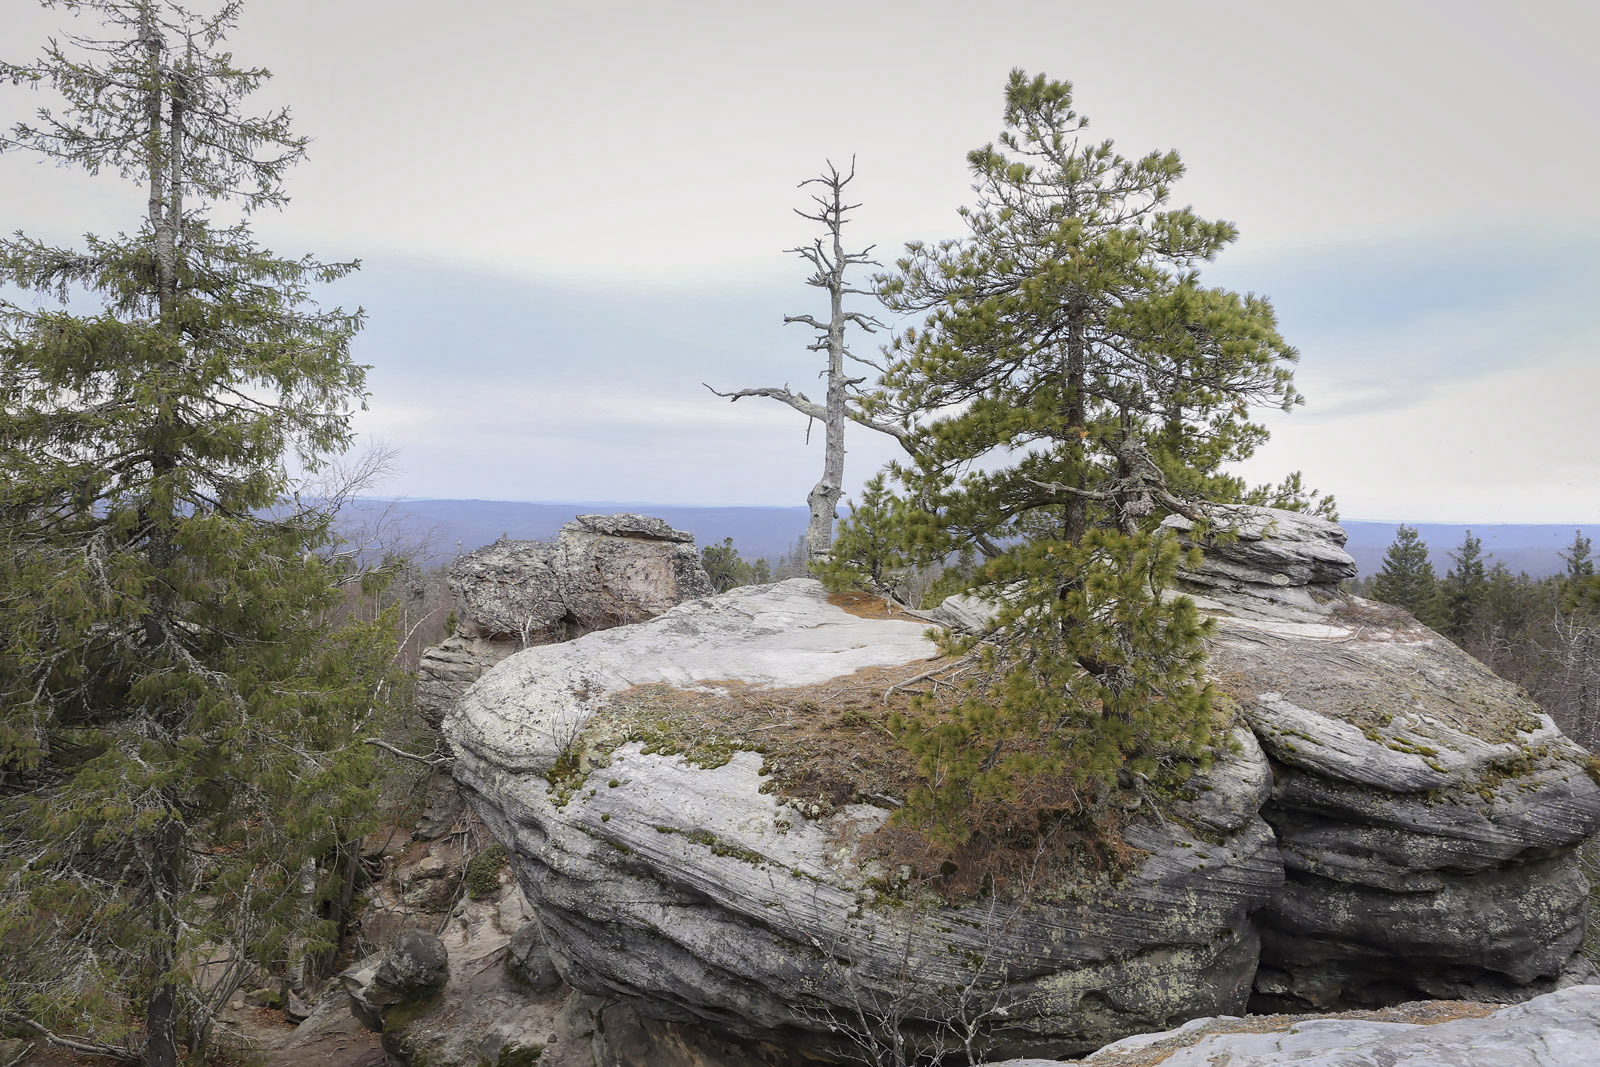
[
  {"left": 1354, "top": 526, "right": 1600, "bottom": 750},
  {"left": 1342, "top": 521, "right": 1600, "bottom": 580}
]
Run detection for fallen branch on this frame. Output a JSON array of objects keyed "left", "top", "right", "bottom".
[
  {"left": 881, "top": 651, "right": 982, "bottom": 705},
  {"left": 0, "top": 1013, "right": 138, "bottom": 1062},
  {"left": 364, "top": 738, "right": 454, "bottom": 768}
]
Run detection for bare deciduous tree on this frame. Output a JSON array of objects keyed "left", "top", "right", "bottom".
[{"left": 707, "top": 160, "right": 908, "bottom": 561}]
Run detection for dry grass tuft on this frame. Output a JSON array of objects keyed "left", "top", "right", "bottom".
[{"left": 579, "top": 657, "right": 1160, "bottom": 900}]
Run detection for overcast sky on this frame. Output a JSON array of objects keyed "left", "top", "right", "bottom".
[{"left": 5, "top": 0, "right": 1598, "bottom": 522}]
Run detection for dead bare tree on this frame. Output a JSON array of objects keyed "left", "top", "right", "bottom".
[{"left": 706, "top": 159, "right": 909, "bottom": 561}]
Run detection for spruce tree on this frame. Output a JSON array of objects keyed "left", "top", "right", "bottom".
[
  {"left": 1438, "top": 531, "right": 1490, "bottom": 643},
  {"left": 1560, "top": 530, "right": 1594, "bottom": 584},
  {"left": 863, "top": 71, "right": 1309, "bottom": 850},
  {"left": 0, "top": 3, "right": 396, "bottom": 1063},
  {"left": 1369, "top": 524, "right": 1439, "bottom": 624}
]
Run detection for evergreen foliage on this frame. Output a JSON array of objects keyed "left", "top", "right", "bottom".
[
  {"left": 1561, "top": 530, "right": 1595, "bottom": 584},
  {"left": 1439, "top": 531, "right": 1490, "bottom": 642},
  {"left": 813, "top": 474, "right": 915, "bottom": 603},
  {"left": 855, "top": 71, "right": 1309, "bottom": 849},
  {"left": 1370, "top": 524, "right": 1440, "bottom": 624},
  {"left": 893, "top": 531, "right": 1217, "bottom": 851},
  {"left": 699, "top": 537, "right": 771, "bottom": 592},
  {"left": 0, "top": 3, "right": 398, "bottom": 1063}
]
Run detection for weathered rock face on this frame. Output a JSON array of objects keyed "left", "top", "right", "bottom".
[
  {"left": 416, "top": 513, "right": 714, "bottom": 724},
  {"left": 1163, "top": 506, "right": 1600, "bottom": 1009},
  {"left": 442, "top": 505, "right": 1600, "bottom": 1060},
  {"left": 447, "top": 580, "right": 1286, "bottom": 1060}
]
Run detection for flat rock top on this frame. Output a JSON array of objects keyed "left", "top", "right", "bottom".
[
  {"left": 1038, "top": 983, "right": 1600, "bottom": 1067},
  {"left": 567, "top": 513, "right": 695, "bottom": 541},
  {"left": 446, "top": 579, "right": 938, "bottom": 769}
]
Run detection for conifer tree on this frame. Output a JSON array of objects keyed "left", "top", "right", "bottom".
[
  {"left": 0, "top": 3, "right": 396, "bottom": 1063},
  {"left": 861, "top": 71, "right": 1310, "bottom": 849},
  {"left": 699, "top": 537, "right": 771, "bottom": 592},
  {"left": 814, "top": 473, "right": 916, "bottom": 603},
  {"left": 1438, "top": 531, "right": 1490, "bottom": 643},
  {"left": 1560, "top": 530, "right": 1594, "bottom": 584},
  {"left": 1370, "top": 524, "right": 1440, "bottom": 624}
]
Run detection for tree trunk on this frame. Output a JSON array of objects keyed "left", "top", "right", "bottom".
[
  {"left": 141, "top": 22, "right": 185, "bottom": 1065},
  {"left": 1063, "top": 313, "right": 1087, "bottom": 546},
  {"left": 807, "top": 209, "right": 850, "bottom": 561},
  {"left": 143, "top": 816, "right": 183, "bottom": 1067}
]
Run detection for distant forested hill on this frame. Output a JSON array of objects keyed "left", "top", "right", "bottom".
[
  {"left": 342, "top": 500, "right": 1599, "bottom": 579},
  {"left": 341, "top": 498, "right": 810, "bottom": 568}
]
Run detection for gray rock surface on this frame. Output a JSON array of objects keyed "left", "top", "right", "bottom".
[
  {"left": 1162, "top": 504, "right": 1356, "bottom": 618},
  {"left": 344, "top": 882, "right": 562, "bottom": 1067},
  {"left": 442, "top": 505, "right": 1600, "bottom": 1059},
  {"left": 1175, "top": 506, "right": 1600, "bottom": 1009},
  {"left": 416, "top": 512, "right": 714, "bottom": 724},
  {"left": 342, "top": 928, "right": 448, "bottom": 1032},
  {"left": 1054, "top": 983, "right": 1600, "bottom": 1066},
  {"left": 447, "top": 580, "right": 1285, "bottom": 1059}
]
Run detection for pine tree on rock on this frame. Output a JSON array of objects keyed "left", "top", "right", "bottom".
[
  {"left": 0, "top": 4, "right": 397, "bottom": 1063},
  {"left": 862, "top": 71, "right": 1312, "bottom": 851},
  {"left": 1370, "top": 524, "right": 1440, "bottom": 626}
]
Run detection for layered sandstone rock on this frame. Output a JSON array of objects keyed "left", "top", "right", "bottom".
[
  {"left": 416, "top": 513, "right": 714, "bottom": 724},
  {"left": 1164, "top": 506, "right": 1600, "bottom": 1008},
  {"left": 446, "top": 581, "right": 1284, "bottom": 1060},
  {"left": 441, "top": 505, "right": 1600, "bottom": 1061},
  {"left": 1023, "top": 983, "right": 1600, "bottom": 1067}
]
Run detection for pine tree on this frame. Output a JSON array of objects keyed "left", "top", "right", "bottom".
[
  {"left": 1369, "top": 524, "right": 1439, "bottom": 624},
  {"left": 701, "top": 537, "right": 771, "bottom": 592},
  {"left": 814, "top": 473, "right": 915, "bottom": 603},
  {"left": 1438, "top": 531, "right": 1490, "bottom": 643},
  {"left": 1560, "top": 530, "right": 1594, "bottom": 584},
  {"left": 0, "top": 4, "right": 397, "bottom": 1063},
  {"left": 863, "top": 71, "right": 1309, "bottom": 849}
]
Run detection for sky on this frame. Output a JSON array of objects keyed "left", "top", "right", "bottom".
[{"left": 3, "top": 0, "right": 1598, "bottom": 523}]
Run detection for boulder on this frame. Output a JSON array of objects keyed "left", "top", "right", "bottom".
[
  {"left": 344, "top": 884, "right": 565, "bottom": 1067},
  {"left": 442, "top": 505, "right": 1600, "bottom": 1058},
  {"left": 416, "top": 513, "right": 714, "bottom": 724},
  {"left": 1166, "top": 506, "right": 1600, "bottom": 1009},
  {"left": 446, "top": 580, "right": 1285, "bottom": 1060},
  {"left": 343, "top": 928, "right": 449, "bottom": 1031}
]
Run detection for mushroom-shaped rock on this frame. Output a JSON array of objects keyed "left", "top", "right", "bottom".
[
  {"left": 417, "top": 512, "right": 714, "bottom": 724},
  {"left": 445, "top": 580, "right": 1284, "bottom": 1059}
]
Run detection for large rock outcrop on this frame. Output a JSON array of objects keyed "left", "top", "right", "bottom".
[
  {"left": 442, "top": 505, "right": 1600, "bottom": 1060},
  {"left": 417, "top": 513, "right": 714, "bottom": 724},
  {"left": 447, "top": 580, "right": 1285, "bottom": 1061},
  {"left": 1160, "top": 506, "right": 1600, "bottom": 1009}
]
